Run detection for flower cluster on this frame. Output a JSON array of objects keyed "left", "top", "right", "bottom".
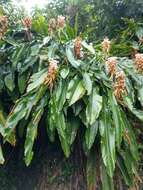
[
  {"left": 0, "top": 16, "right": 8, "bottom": 39},
  {"left": 44, "top": 59, "right": 58, "bottom": 89},
  {"left": 48, "top": 18, "right": 57, "bottom": 33},
  {"left": 48, "top": 16, "right": 65, "bottom": 33},
  {"left": 74, "top": 37, "right": 82, "bottom": 59},
  {"left": 114, "top": 71, "right": 126, "bottom": 100},
  {"left": 101, "top": 37, "right": 111, "bottom": 54},
  {"left": 135, "top": 53, "right": 143, "bottom": 72},
  {"left": 22, "top": 17, "right": 32, "bottom": 29},
  {"left": 106, "top": 57, "right": 117, "bottom": 77},
  {"left": 57, "top": 16, "right": 65, "bottom": 28}
]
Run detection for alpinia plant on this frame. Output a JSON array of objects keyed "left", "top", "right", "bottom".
[{"left": 0, "top": 14, "right": 143, "bottom": 189}]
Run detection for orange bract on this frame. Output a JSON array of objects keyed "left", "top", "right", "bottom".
[
  {"left": 0, "top": 16, "right": 8, "bottom": 39},
  {"left": 135, "top": 53, "right": 143, "bottom": 72},
  {"left": 106, "top": 57, "right": 117, "bottom": 77},
  {"left": 102, "top": 37, "right": 111, "bottom": 54},
  {"left": 44, "top": 59, "right": 58, "bottom": 89},
  {"left": 74, "top": 37, "right": 82, "bottom": 59},
  {"left": 114, "top": 71, "right": 126, "bottom": 100},
  {"left": 48, "top": 18, "right": 57, "bottom": 33},
  {"left": 57, "top": 16, "right": 65, "bottom": 29},
  {"left": 22, "top": 17, "right": 32, "bottom": 29}
]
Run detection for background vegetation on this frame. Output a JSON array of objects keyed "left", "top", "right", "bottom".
[{"left": 0, "top": 0, "right": 143, "bottom": 189}]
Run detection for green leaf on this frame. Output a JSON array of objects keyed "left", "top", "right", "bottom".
[
  {"left": 67, "top": 76, "right": 86, "bottom": 106},
  {"left": 56, "top": 79, "right": 68, "bottom": 111},
  {"left": 66, "top": 116, "right": 80, "bottom": 145},
  {"left": 0, "top": 109, "right": 6, "bottom": 137},
  {"left": 85, "top": 121, "right": 98, "bottom": 150},
  {"left": 86, "top": 151, "right": 97, "bottom": 190},
  {"left": 100, "top": 162, "right": 114, "bottom": 190},
  {"left": 24, "top": 95, "right": 47, "bottom": 166},
  {"left": 83, "top": 72, "right": 92, "bottom": 95},
  {"left": 86, "top": 88, "right": 102, "bottom": 125},
  {"left": 0, "top": 145, "right": 4, "bottom": 165},
  {"left": 11, "top": 44, "right": 26, "bottom": 69},
  {"left": 82, "top": 41, "right": 95, "bottom": 54},
  {"left": 108, "top": 91, "right": 123, "bottom": 148},
  {"left": 66, "top": 45, "right": 81, "bottom": 68},
  {"left": 136, "top": 27, "right": 143, "bottom": 39},
  {"left": 123, "top": 96, "right": 143, "bottom": 121},
  {"left": 99, "top": 103, "right": 115, "bottom": 177},
  {"left": 18, "top": 70, "right": 31, "bottom": 94},
  {"left": 120, "top": 109, "right": 139, "bottom": 162},
  {"left": 27, "top": 69, "right": 47, "bottom": 92},
  {"left": 4, "top": 73, "right": 15, "bottom": 92},
  {"left": 138, "top": 87, "right": 143, "bottom": 106},
  {"left": 4, "top": 85, "right": 47, "bottom": 144},
  {"left": 117, "top": 154, "right": 133, "bottom": 186},
  {"left": 60, "top": 67, "right": 69, "bottom": 79}
]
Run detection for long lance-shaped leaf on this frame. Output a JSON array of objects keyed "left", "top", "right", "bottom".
[
  {"left": 100, "top": 162, "right": 114, "bottom": 190},
  {"left": 123, "top": 96, "right": 143, "bottom": 121},
  {"left": 24, "top": 95, "right": 48, "bottom": 166},
  {"left": 86, "top": 150, "right": 97, "bottom": 190},
  {"left": 85, "top": 121, "right": 98, "bottom": 150},
  {"left": 0, "top": 107, "right": 6, "bottom": 137},
  {"left": 27, "top": 68, "right": 47, "bottom": 92},
  {"left": 66, "top": 116, "right": 80, "bottom": 145},
  {"left": 0, "top": 145, "right": 4, "bottom": 165},
  {"left": 56, "top": 79, "right": 68, "bottom": 111},
  {"left": 82, "top": 72, "right": 93, "bottom": 95},
  {"left": 117, "top": 153, "right": 133, "bottom": 187},
  {"left": 86, "top": 88, "right": 102, "bottom": 126},
  {"left": 0, "top": 103, "right": 16, "bottom": 145},
  {"left": 49, "top": 94, "right": 70, "bottom": 157},
  {"left": 99, "top": 101, "right": 116, "bottom": 178},
  {"left": 66, "top": 45, "right": 81, "bottom": 68},
  {"left": 82, "top": 41, "right": 95, "bottom": 54},
  {"left": 108, "top": 91, "right": 123, "bottom": 149},
  {"left": 66, "top": 76, "right": 86, "bottom": 106},
  {"left": 4, "top": 85, "right": 47, "bottom": 144},
  {"left": 120, "top": 109, "right": 139, "bottom": 162}
]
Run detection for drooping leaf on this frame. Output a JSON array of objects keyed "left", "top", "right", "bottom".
[
  {"left": 24, "top": 95, "right": 47, "bottom": 166},
  {"left": 86, "top": 150, "right": 97, "bottom": 190},
  {"left": 4, "top": 85, "right": 47, "bottom": 143},
  {"left": 82, "top": 41, "right": 95, "bottom": 54},
  {"left": 108, "top": 91, "right": 123, "bottom": 148},
  {"left": 0, "top": 145, "right": 4, "bottom": 165},
  {"left": 99, "top": 102, "right": 116, "bottom": 177},
  {"left": 85, "top": 121, "right": 98, "bottom": 150},
  {"left": 100, "top": 162, "right": 114, "bottom": 190},
  {"left": 66, "top": 116, "right": 80, "bottom": 145},
  {"left": 67, "top": 76, "right": 86, "bottom": 106},
  {"left": 123, "top": 96, "right": 143, "bottom": 121},
  {"left": 4, "top": 73, "right": 15, "bottom": 92},
  {"left": 27, "top": 68, "right": 47, "bottom": 92},
  {"left": 66, "top": 45, "right": 81, "bottom": 68},
  {"left": 86, "top": 88, "right": 102, "bottom": 125},
  {"left": 82, "top": 72, "right": 92, "bottom": 95}
]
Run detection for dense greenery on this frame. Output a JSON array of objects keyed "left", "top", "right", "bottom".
[{"left": 0, "top": 0, "right": 143, "bottom": 189}]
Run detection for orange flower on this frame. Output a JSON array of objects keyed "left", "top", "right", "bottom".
[
  {"left": 22, "top": 17, "right": 32, "bottom": 29},
  {"left": 44, "top": 59, "right": 58, "bottom": 89},
  {"left": 0, "top": 16, "right": 8, "bottom": 39},
  {"left": 57, "top": 16, "right": 65, "bottom": 29},
  {"left": 135, "top": 53, "right": 143, "bottom": 72},
  {"left": 105, "top": 57, "right": 117, "bottom": 77},
  {"left": 101, "top": 37, "right": 111, "bottom": 54},
  {"left": 114, "top": 71, "right": 126, "bottom": 100},
  {"left": 48, "top": 18, "right": 57, "bottom": 33},
  {"left": 74, "top": 37, "right": 82, "bottom": 59}
]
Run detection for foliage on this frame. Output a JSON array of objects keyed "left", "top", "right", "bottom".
[{"left": 0, "top": 1, "right": 143, "bottom": 190}]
